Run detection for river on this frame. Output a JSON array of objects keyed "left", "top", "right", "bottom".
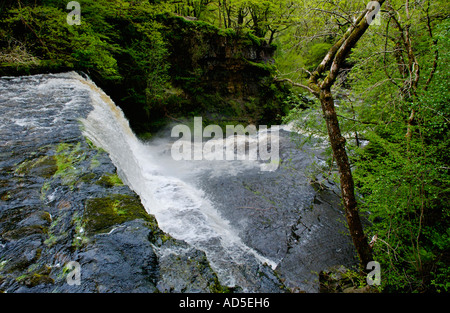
[{"left": 1, "top": 72, "right": 357, "bottom": 292}]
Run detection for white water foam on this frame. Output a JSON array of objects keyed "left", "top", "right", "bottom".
[{"left": 74, "top": 72, "right": 277, "bottom": 286}]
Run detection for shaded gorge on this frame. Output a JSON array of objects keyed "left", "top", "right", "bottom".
[{"left": 0, "top": 72, "right": 357, "bottom": 292}]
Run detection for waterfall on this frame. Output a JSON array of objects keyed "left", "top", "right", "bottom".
[
  {"left": 76, "top": 73, "right": 277, "bottom": 287},
  {"left": 1, "top": 71, "right": 360, "bottom": 292}
]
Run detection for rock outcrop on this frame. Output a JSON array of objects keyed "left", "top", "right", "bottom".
[
  {"left": 0, "top": 73, "right": 224, "bottom": 292},
  {"left": 155, "top": 15, "right": 288, "bottom": 126}
]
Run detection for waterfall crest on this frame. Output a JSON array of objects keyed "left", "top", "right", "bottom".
[{"left": 77, "top": 73, "right": 277, "bottom": 287}]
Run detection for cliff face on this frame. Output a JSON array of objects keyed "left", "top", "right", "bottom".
[
  {"left": 168, "top": 19, "right": 276, "bottom": 97},
  {"left": 0, "top": 9, "right": 288, "bottom": 133},
  {"left": 156, "top": 15, "right": 288, "bottom": 126}
]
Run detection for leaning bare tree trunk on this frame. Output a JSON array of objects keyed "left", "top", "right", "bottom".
[
  {"left": 276, "top": 0, "right": 387, "bottom": 268},
  {"left": 320, "top": 88, "right": 373, "bottom": 267},
  {"left": 313, "top": 2, "right": 388, "bottom": 267}
]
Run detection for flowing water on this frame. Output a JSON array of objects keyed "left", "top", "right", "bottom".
[
  {"left": 77, "top": 73, "right": 281, "bottom": 287},
  {"left": 1, "top": 72, "right": 357, "bottom": 292}
]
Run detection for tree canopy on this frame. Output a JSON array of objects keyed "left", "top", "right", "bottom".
[{"left": 0, "top": 0, "right": 449, "bottom": 293}]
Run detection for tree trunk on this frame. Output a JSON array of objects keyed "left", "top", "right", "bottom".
[
  {"left": 320, "top": 88, "right": 373, "bottom": 267},
  {"left": 276, "top": 0, "right": 388, "bottom": 268},
  {"left": 218, "top": 0, "right": 222, "bottom": 28}
]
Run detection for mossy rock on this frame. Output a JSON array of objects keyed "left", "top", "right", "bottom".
[
  {"left": 319, "top": 266, "right": 379, "bottom": 293},
  {"left": 1, "top": 190, "right": 12, "bottom": 201},
  {"left": 23, "top": 273, "right": 55, "bottom": 287},
  {"left": 83, "top": 194, "right": 155, "bottom": 235},
  {"left": 2, "top": 248, "right": 43, "bottom": 273},
  {"left": 1, "top": 225, "right": 48, "bottom": 241},
  {"left": 15, "top": 155, "right": 57, "bottom": 178},
  {"left": 79, "top": 172, "right": 97, "bottom": 183},
  {"left": 16, "top": 265, "right": 54, "bottom": 287},
  {"left": 95, "top": 173, "right": 124, "bottom": 188}
]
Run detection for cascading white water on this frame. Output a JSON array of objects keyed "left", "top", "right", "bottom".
[{"left": 74, "top": 72, "right": 277, "bottom": 287}]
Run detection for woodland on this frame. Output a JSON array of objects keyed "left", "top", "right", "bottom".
[{"left": 0, "top": 0, "right": 449, "bottom": 293}]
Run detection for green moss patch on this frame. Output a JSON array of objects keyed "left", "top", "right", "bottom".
[
  {"left": 83, "top": 194, "right": 154, "bottom": 235},
  {"left": 96, "top": 173, "right": 124, "bottom": 188},
  {"left": 1, "top": 225, "right": 48, "bottom": 241},
  {"left": 15, "top": 265, "right": 54, "bottom": 287},
  {"left": 54, "top": 142, "right": 86, "bottom": 188},
  {"left": 15, "top": 155, "right": 57, "bottom": 178}
]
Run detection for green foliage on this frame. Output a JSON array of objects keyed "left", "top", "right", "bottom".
[
  {"left": 281, "top": 0, "right": 450, "bottom": 293},
  {"left": 0, "top": 0, "right": 172, "bottom": 132},
  {"left": 170, "top": 0, "right": 302, "bottom": 42},
  {"left": 348, "top": 10, "right": 450, "bottom": 293},
  {"left": 2, "top": 0, "right": 448, "bottom": 294},
  {"left": 353, "top": 126, "right": 449, "bottom": 292},
  {"left": 1, "top": 0, "right": 288, "bottom": 133},
  {"left": 0, "top": 4, "right": 120, "bottom": 78}
]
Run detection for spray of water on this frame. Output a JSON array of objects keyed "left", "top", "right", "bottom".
[{"left": 75, "top": 73, "right": 277, "bottom": 286}]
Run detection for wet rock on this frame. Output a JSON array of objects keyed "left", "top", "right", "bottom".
[
  {"left": 15, "top": 155, "right": 57, "bottom": 179},
  {"left": 156, "top": 244, "right": 222, "bottom": 293},
  {"left": 64, "top": 220, "right": 160, "bottom": 293},
  {"left": 197, "top": 130, "right": 358, "bottom": 292},
  {"left": 318, "top": 265, "right": 379, "bottom": 293},
  {"left": 1, "top": 238, "right": 43, "bottom": 274},
  {"left": 2, "top": 225, "right": 47, "bottom": 241},
  {"left": 17, "top": 211, "right": 52, "bottom": 228},
  {"left": 0, "top": 73, "right": 226, "bottom": 293},
  {"left": 1, "top": 72, "right": 360, "bottom": 294}
]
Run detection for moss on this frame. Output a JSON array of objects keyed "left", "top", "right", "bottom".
[
  {"left": 96, "top": 173, "right": 124, "bottom": 188},
  {"left": 90, "top": 156, "right": 101, "bottom": 169},
  {"left": 1, "top": 225, "right": 48, "bottom": 240},
  {"left": 1, "top": 191, "right": 11, "bottom": 201},
  {"left": 26, "top": 273, "right": 54, "bottom": 287},
  {"left": 246, "top": 32, "right": 264, "bottom": 46},
  {"left": 83, "top": 194, "right": 154, "bottom": 235},
  {"left": 40, "top": 181, "right": 51, "bottom": 201},
  {"left": 15, "top": 155, "right": 57, "bottom": 178},
  {"left": 147, "top": 226, "right": 174, "bottom": 246},
  {"left": 55, "top": 143, "right": 84, "bottom": 173},
  {"left": 16, "top": 273, "right": 49, "bottom": 286},
  {"left": 71, "top": 211, "right": 89, "bottom": 248},
  {"left": 44, "top": 215, "right": 69, "bottom": 247},
  {"left": 53, "top": 142, "right": 87, "bottom": 189},
  {"left": 218, "top": 28, "right": 237, "bottom": 38},
  {"left": 209, "top": 276, "right": 234, "bottom": 293},
  {"left": 0, "top": 259, "right": 7, "bottom": 268},
  {"left": 16, "top": 265, "right": 54, "bottom": 287},
  {"left": 194, "top": 20, "right": 221, "bottom": 34},
  {"left": 84, "top": 138, "right": 96, "bottom": 150},
  {"left": 43, "top": 234, "right": 57, "bottom": 247},
  {"left": 40, "top": 211, "right": 52, "bottom": 224},
  {"left": 3, "top": 248, "right": 42, "bottom": 273},
  {"left": 79, "top": 172, "right": 96, "bottom": 183},
  {"left": 245, "top": 59, "right": 277, "bottom": 74}
]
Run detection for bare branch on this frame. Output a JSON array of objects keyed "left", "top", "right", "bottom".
[
  {"left": 424, "top": 0, "right": 439, "bottom": 91},
  {"left": 274, "top": 77, "right": 319, "bottom": 97}
]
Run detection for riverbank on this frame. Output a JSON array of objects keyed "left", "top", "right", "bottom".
[
  {"left": 1, "top": 72, "right": 359, "bottom": 293},
  {"left": 0, "top": 72, "right": 230, "bottom": 292}
]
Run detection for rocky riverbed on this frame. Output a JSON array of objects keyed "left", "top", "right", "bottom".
[
  {"left": 193, "top": 129, "right": 359, "bottom": 292},
  {"left": 0, "top": 73, "right": 236, "bottom": 292},
  {"left": 0, "top": 72, "right": 358, "bottom": 293}
]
